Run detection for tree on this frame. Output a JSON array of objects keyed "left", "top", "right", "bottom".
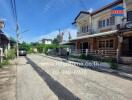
[
  {"left": 19, "top": 42, "right": 31, "bottom": 52},
  {"left": 52, "top": 34, "right": 63, "bottom": 44}
]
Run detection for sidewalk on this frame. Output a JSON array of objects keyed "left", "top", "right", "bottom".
[
  {"left": 41, "top": 54, "right": 132, "bottom": 80},
  {"left": 0, "top": 59, "right": 17, "bottom": 100}
]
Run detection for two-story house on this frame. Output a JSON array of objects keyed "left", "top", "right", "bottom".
[
  {"left": 67, "top": 0, "right": 132, "bottom": 63},
  {"left": 70, "top": 0, "right": 123, "bottom": 58}
]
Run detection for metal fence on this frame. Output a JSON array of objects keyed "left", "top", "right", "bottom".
[{"left": 70, "top": 49, "right": 118, "bottom": 58}]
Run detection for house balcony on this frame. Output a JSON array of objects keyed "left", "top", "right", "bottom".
[
  {"left": 77, "top": 29, "right": 95, "bottom": 37},
  {"left": 117, "top": 21, "right": 132, "bottom": 31}
]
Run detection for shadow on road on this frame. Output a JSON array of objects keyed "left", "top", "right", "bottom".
[{"left": 25, "top": 57, "right": 80, "bottom": 100}]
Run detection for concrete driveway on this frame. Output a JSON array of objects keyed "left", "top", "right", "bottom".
[{"left": 16, "top": 54, "right": 132, "bottom": 100}]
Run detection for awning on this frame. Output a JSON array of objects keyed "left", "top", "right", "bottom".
[
  {"left": 60, "top": 41, "right": 76, "bottom": 45},
  {"left": 70, "top": 30, "right": 118, "bottom": 41}
]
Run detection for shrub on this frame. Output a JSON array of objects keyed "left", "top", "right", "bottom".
[
  {"left": 2, "top": 60, "right": 10, "bottom": 65},
  {"left": 6, "top": 49, "right": 16, "bottom": 60},
  {"left": 108, "top": 60, "right": 118, "bottom": 69},
  {"left": 79, "top": 54, "right": 87, "bottom": 59},
  {"left": 0, "top": 63, "right": 2, "bottom": 68},
  {"left": 110, "top": 62, "right": 118, "bottom": 69},
  {"left": 86, "top": 54, "right": 96, "bottom": 60},
  {"left": 79, "top": 54, "right": 99, "bottom": 60}
]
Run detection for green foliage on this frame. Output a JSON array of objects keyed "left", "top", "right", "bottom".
[
  {"left": 36, "top": 44, "right": 44, "bottom": 53},
  {"left": 52, "top": 34, "right": 63, "bottom": 44},
  {"left": 7, "top": 49, "right": 16, "bottom": 60},
  {"left": 109, "top": 62, "right": 118, "bottom": 69},
  {"left": 34, "top": 44, "right": 60, "bottom": 54},
  {"left": 19, "top": 42, "right": 31, "bottom": 53},
  {"left": 0, "top": 63, "right": 2, "bottom": 68},
  {"left": 44, "top": 44, "right": 59, "bottom": 54},
  {"left": 79, "top": 54, "right": 87, "bottom": 59},
  {"left": 79, "top": 54, "right": 99, "bottom": 60},
  {"left": 2, "top": 60, "right": 10, "bottom": 65},
  {"left": 18, "top": 41, "right": 67, "bottom": 54},
  {"left": 0, "top": 49, "right": 15, "bottom": 68},
  {"left": 108, "top": 59, "right": 118, "bottom": 69}
]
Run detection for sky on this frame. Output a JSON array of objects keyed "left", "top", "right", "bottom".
[{"left": 0, "top": 0, "right": 115, "bottom": 43}]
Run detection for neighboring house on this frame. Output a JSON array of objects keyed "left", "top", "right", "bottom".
[
  {"left": 0, "top": 19, "right": 10, "bottom": 61},
  {"left": 41, "top": 39, "right": 52, "bottom": 44},
  {"left": 118, "top": 0, "right": 132, "bottom": 63},
  {"left": 64, "top": 0, "right": 132, "bottom": 64},
  {"left": 0, "top": 30, "right": 9, "bottom": 60}
]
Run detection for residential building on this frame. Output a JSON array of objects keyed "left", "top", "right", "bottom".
[
  {"left": 0, "top": 19, "right": 10, "bottom": 62},
  {"left": 64, "top": 0, "right": 132, "bottom": 63},
  {"left": 41, "top": 38, "right": 52, "bottom": 44},
  {"left": 118, "top": 0, "right": 132, "bottom": 63}
]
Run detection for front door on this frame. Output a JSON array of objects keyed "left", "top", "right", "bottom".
[
  {"left": 82, "top": 42, "right": 90, "bottom": 50},
  {"left": 83, "top": 42, "right": 88, "bottom": 50}
]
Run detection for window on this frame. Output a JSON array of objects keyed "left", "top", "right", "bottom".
[
  {"left": 82, "top": 27, "right": 84, "bottom": 32},
  {"left": 98, "top": 16, "right": 115, "bottom": 29},
  {"left": 99, "top": 41, "right": 105, "bottom": 48},
  {"left": 127, "top": 11, "right": 132, "bottom": 22},
  {"left": 81, "top": 25, "right": 89, "bottom": 33},
  {"left": 106, "top": 39, "right": 114, "bottom": 48},
  {"left": 107, "top": 19, "right": 110, "bottom": 26},
  {"left": 86, "top": 25, "right": 89, "bottom": 32},
  {"left": 103, "top": 20, "right": 105, "bottom": 27},
  {"left": 99, "top": 39, "right": 114, "bottom": 49},
  {"left": 110, "top": 16, "right": 115, "bottom": 25},
  {"left": 98, "top": 21, "right": 102, "bottom": 28}
]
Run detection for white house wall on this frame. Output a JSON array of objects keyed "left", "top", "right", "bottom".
[
  {"left": 92, "top": 3, "right": 124, "bottom": 33},
  {"left": 76, "top": 3, "right": 124, "bottom": 36}
]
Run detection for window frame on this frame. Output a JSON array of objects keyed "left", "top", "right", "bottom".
[
  {"left": 98, "top": 39, "right": 115, "bottom": 49},
  {"left": 110, "top": 16, "right": 115, "bottom": 25}
]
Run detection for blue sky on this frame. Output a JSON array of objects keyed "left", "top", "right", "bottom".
[{"left": 0, "top": 0, "right": 115, "bottom": 42}]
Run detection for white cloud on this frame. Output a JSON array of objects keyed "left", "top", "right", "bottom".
[
  {"left": 0, "top": 18, "right": 7, "bottom": 21},
  {"left": 88, "top": 8, "right": 93, "bottom": 13},
  {"left": 38, "top": 28, "right": 77, "bottom": 41}
]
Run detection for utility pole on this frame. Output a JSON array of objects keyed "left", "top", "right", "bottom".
[
  {"left": 16, "top": 23, "right": 19, "bottom": 58},
  {"left": 16, "top": 28, "right": 29, "bottom": 58}
]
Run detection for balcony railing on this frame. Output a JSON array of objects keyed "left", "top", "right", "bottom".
[{"left": 117, "top": 21, "right": 132, "bottom": 30}]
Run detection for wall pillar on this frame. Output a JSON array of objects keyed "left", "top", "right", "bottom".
[{"left": 117, "top": 35, "right": 123, "bottom": 62}]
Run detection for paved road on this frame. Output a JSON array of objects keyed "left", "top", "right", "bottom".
[{"left": 17, "top": 54, "right": 132, "bottom": 100}]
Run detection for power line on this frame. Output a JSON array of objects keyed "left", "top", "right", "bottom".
[
  {"left": 10, "top": 0, "right": 18, "bottom": 24},
  {"left": 12, "top": 0, "right": 18, "bottom": 22},
  {"left": 10, "top": 0, "right": 20, "bottom": 57}
]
